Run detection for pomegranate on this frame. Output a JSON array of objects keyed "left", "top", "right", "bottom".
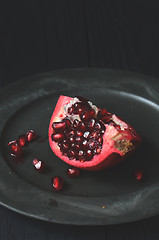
[{"left": 48, "top": 95, "right": 141, "bottom": 171}]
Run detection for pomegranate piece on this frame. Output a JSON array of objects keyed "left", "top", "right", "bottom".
[
  {"left": 48, "top": 95, "right": 142, "bottom": 171},
  {"left": 66, "top": 167, "right": 80, "bottom": 178},
  {"left": 32, "top": 158, "right": 46, "bottom": 172},
  {"left": 51, "top": 176, "right": 63, "bottom": 190},
  {"left": 26, "top": 130, "right": 37, "bottom": 142}
]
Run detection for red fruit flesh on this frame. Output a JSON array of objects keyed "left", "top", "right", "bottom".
[{"left": 48, "top": 95, "right": 141, "bottom": 171}]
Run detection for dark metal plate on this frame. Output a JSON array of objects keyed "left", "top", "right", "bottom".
[{"left": 0, "top": 68, "right": 159, "bottom": 225}]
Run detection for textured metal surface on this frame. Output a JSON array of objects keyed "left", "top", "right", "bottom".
[{"left": 0, "top": 69, "right": 159, "bottom": 225}]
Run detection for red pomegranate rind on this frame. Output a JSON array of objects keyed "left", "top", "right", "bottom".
[{"left": 49, "top": 95, "right": 141, "bottom": 171}]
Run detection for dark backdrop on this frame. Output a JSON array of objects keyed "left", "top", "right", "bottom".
[{"left": 1, "top": 0, "right": 159, "bottom": 239}]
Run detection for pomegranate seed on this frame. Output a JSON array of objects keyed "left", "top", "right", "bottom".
[
  {"left": 68, "top": 130, "right": 75, "bottom": 137},
  {"left": 98, "top": 108, "right": 108, "bottom": 118},
  {"left": 51, "top": 133, "right": 64, "bottom": 142},
  {"left": 9, "top": 141, "right": 23, "bottom": 156},
  {"left": 61, "top": 141, "right": 69, "bottom": 151},
  {"left": 93, "top": 144, "right": 102, "bottom": 154},
  {"left": 73, "top": 119, "right": 80, "bottom": 128},
  {"left": 95, "top": 147, "right": 102, "bottom": 154},
  {"left": 52, "top": 121, "right": 66, "bottom": 132},
  {"left": 76, "top": 131, "right": 83, "bottom": 137},
  {"left": 95, "top": 121, "right": 105, "bottom": 132},
  {"left": 88, "top": 140, "right": 96, "bottom": 149},
  {"left": 69, "top": 136, "right": 74, "bottom": 143},
  {"left": 88, "top": 119, "right": 96, "bottom": 130},
  {"left": 74, "top": 143, "right": 81, "bottom": 150},
  {"left": 68, "top": 106, "right": 74, "bottom": 115},
  {"left": 68, "top": 149, "right": 76, "bottom": 159},
  {"left": 26, "top": 130, "right": 37, "bottom": 142},
  {"left": 32, "top": 158, "right": 46, "bottom": 172},
  {"left": 82, "top": 139, "right": 88, "bottom": 149},
  {"left": 10, "top": 153, "right": 24, "bottom": 164},
  {"left": 58, "top": 142, "right": 62, "bottom": 148},
  {"left": 51, "top": 176, "right": 63, "bottom": 190},
  {"left": 66, "top": 167, "right": 80, "bottom": 178},
  {"left": 8, "top": 140, "right": 17, "bottom": 146},
  {"left": 18, "top": 134, "right": 27, "bottom": 147},
  {"left": 75, "top": 136, "right": 82, "bottom": 143},
  {"left": 64, "top": 118, "right": 72, "bottom": 129},
  {"left": 77, "top": 150, "right": 84, "bottom": 159},
  {"left": 134, "top": 169, "right": 143, "bottom": 181},
  {"left": 86, "top": 149, "right": 93, "bottom": 160},
  {"left": 90, "top": 131, "right": 101, "bottom": 139},
  {"left": 78, "top": 122, "right": 86, "bottom": 132},
  {"left": 101, "top": 114, "right": 112, "bottom": 123},
  {"left": 81, "top": 109, "right": 95, "bottom": 122},
  {"left": 98, "top": 136, "right": 103, "bottom": 145},
  {"left": 83, "top": 131, "right": 90, "bottom": 139}
]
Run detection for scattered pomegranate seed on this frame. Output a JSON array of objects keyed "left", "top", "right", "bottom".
[
  {"left": 66, "top": 167, "right": 80, "bottom": 178},
  {"left": 134, "top": 169, "right": 143, "bottom": 181},
  {"left": 32, "top": 158, "right": 46, "bottom": 172},
  {"left": 9, "top": 141, "right": 23, "bottom": 156},
  {"left": 51, "top": 176, "right": 63, "bottom": 190},
  {"left": 18, "top": 134, "right": 27, "bottom": 147},
  {"left": 26, "top": 130, "right": 37, "bottom": 142},
  {"left": 8, "top": 140, "right": 17, "bottom": 146}
]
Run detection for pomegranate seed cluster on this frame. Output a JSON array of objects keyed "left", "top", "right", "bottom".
[
  {"left": 51, "top": 97, "right": 114, "bottom": 162},
  {"left": 8, "top": 130, "right": 37, "bottom": 159}
]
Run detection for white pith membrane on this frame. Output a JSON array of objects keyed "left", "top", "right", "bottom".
[
  {"left": 63, "top": 97, "right": 98, "bottom": 122},
  {"left": 51, "top": 97, "right": 135, "bottom": 162}
]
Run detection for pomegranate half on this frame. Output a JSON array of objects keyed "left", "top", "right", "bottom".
[{"left": 48, "top": 95, "right": 141, "bottom": 171}]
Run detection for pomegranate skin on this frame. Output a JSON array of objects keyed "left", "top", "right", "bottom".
[{"left": 48, "top": 95, "right": 141, "bottom": 171}]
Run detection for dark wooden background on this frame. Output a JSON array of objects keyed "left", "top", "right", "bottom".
[{"left": 1, "top": 0, "right": 159, "bottom": 239}]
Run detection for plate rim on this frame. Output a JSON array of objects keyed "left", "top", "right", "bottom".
[{"left": 0, "top": 68, "right": 159, "bottom": 225}]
